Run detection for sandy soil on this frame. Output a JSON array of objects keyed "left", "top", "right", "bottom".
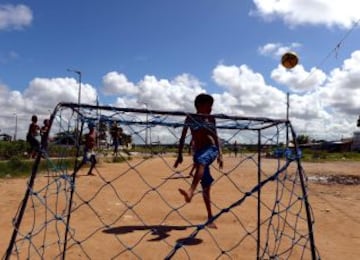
[{"left": 0, "top": 156, "right": 359, "bottom": 259}]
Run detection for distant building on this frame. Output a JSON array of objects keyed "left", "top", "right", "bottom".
[
  {"left": 298, "top": 139, "right": 353, "bottom": 153},
  {"left": 352, "top": 131, "right": 360, "bottom": 151},
  {"left": 0, "top": 133, "right": 12, "bottom": 141}
]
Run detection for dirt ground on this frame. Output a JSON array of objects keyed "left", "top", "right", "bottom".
[{"left": 0, "top": 155, "right": 359, "bottom": 259}]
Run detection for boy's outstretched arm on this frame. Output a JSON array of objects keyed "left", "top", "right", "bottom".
[
  {"left": 174, "top": 120, "right": 188, "bottom": 168},
  {"left": 212, "top": 117, "right": 223, "bottom": 169}
]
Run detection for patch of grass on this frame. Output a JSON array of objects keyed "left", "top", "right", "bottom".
[
  {"left": 102, "top": 155, "right": 130, "bottom": 163},
  {"left": 301, "top": 150, "right": 360, "bottom": 162},
  {"left": 0, "top": 157, "right": 32, "bottom": 178},
  {"left": 112, "top": 156, "right": 130, "bottom": 163},
  {"left": 0, "top": 157, "right": 76, "bottom": 178}
]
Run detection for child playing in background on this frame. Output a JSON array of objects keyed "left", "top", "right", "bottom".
[
  {"left": 76, "top": 122, "right": 97, "bottom": 176},
  {"left": 40, "top": 119, "right": 50, "bottom": 153},
  {"left": 27, "top": 115, "right": 40, "bottom": 158}
]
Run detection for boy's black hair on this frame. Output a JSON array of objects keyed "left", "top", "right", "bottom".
[
  {"left": 31, "top": 115, "right": 38, "bottom": 122},
  {"left": 194, "top": 93, "right": 214, "bottom": 109}
]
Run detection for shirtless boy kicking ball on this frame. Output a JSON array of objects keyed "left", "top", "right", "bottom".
[{"left": 174, "top": 93, "right": 223, "bottom": 228}]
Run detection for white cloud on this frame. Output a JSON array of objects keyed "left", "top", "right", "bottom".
[
  {"left": 281, "top": 50, "right": 360, "bottom": 139},
  {"left": 2, "top": 50, "right": 360, "bottom": 141},
  {"left": 102, "top": 72, "right": 138, "bottom": 96},
  {"left": 114, "top": 96, "right": 139, "bottom": 109},
  {"left": 0, "top": 50, "right": 20, "bottom": 64},
  {"left": 0, "top": 82, "right": 9, "bottom": 95},
  {"left": 209, "top": 54, "right": 360, "bottom": 140},
  {"left": 23, "top": 77, "right": 97, "bottom": 113},
  {"left": 288, "top": 92, "right": 327, "bottom": 120},
  {"left": 0, "top": 4, "right": 33, "bottom": 30},
  {"left": 209, "top": 63, "right": 331, "bottom": 139},
  {"left": 107, "top": 73, "right": 206, "bottom": 112},
  {"left": 251, "top": 0, "right": 360, "bottom": 28},
  {"left": 271, "top": 64, "right": 327, "bottom": 93},
  {"left": 258, "top": 42, "right": 301, "bottom": 58},
  {"left": 212, "top": 64, "right": 286, "bottom": 117},
  {"left": 0, "top": 77, "right": 98, "bottom": 138},
  {"left": 319, "top": 50, "right": 360, "bottom": 114}
]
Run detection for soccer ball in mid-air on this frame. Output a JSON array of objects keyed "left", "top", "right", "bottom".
[{"left": 281, "top": 52, "right": 299, "bottom": 69}]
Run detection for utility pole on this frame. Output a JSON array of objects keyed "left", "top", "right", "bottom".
[
  {"left": 67, "top": 69, "right": 82, "bottom": 107},
  {"left": 143, "top": 103, "right": 148, "bottom": 146},
  {"left": 67, "top": 69, "right": 82, "bottom": 144},
  {"left": 13, "top": 113, "right": 18, "bottom": 141},
  {"left": 286, "top": 92, "right": 290, "bottom": 147}
]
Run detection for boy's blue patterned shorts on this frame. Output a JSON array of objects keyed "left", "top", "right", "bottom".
[
  {"left": 194, "top": 145, "right": 218, "bottom": 188},
  {"left": 83, "top": 148, "right": 96, "bottom": 163}
]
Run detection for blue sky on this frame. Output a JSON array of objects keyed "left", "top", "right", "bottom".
[{"left": 1, "top": 0, "right": 360, "bottom": 140}]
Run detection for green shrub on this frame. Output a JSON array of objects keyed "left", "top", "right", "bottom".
[
  {"left": 0, "top": 156, "right": 77, "bottom": 178},
  {"left": 0, "top": 140, "right": 29, "bottom": 160},
  {"left": 300, "top": 150, "right": 360, "bottom": 162},
  {"left": 112, "top": 156, "right": 129, "bottom": 163},
  {"left": 0, "top": 156, "right": 32, "bottom": 178}
]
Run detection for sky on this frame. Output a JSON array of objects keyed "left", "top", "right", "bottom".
[{"left": 1, "top": 0, "right": 360, "bottom": 141}]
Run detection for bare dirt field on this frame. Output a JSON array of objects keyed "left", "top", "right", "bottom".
[{"left": 1, "top": 156, "right": 359, "bottom": 259}]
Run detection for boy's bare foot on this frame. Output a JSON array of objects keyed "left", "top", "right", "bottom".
[
  {"left": 178, "top": 188, "right": 192, "bottom": 203},
  {"left": 206, "top": 222, "right": 217, "bottom": 229},
  {"left": 87, "top": 172, "right": 95, "bottom": 176}
]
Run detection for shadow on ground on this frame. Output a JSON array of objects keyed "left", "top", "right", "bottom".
[{"left": 103, "top": 225, "right": 202, "bottom": 245}]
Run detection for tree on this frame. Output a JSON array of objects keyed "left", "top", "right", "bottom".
[
  {"left": 53, "top": 131, "right": 76, "bottom": 145},
  {"left": 296, "top": 134, "right": 310, "bottom": 145},
  {"left": 97, "top": 121, "right": 108, "bottom": 146}
]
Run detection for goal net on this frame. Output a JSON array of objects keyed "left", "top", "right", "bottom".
[{"left": 4, "top": 102, "right": 319, "bottom": 259}]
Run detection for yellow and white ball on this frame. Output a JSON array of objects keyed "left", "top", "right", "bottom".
[{"left": 281, "top": 52, "right": 299, "bottom": 69}]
